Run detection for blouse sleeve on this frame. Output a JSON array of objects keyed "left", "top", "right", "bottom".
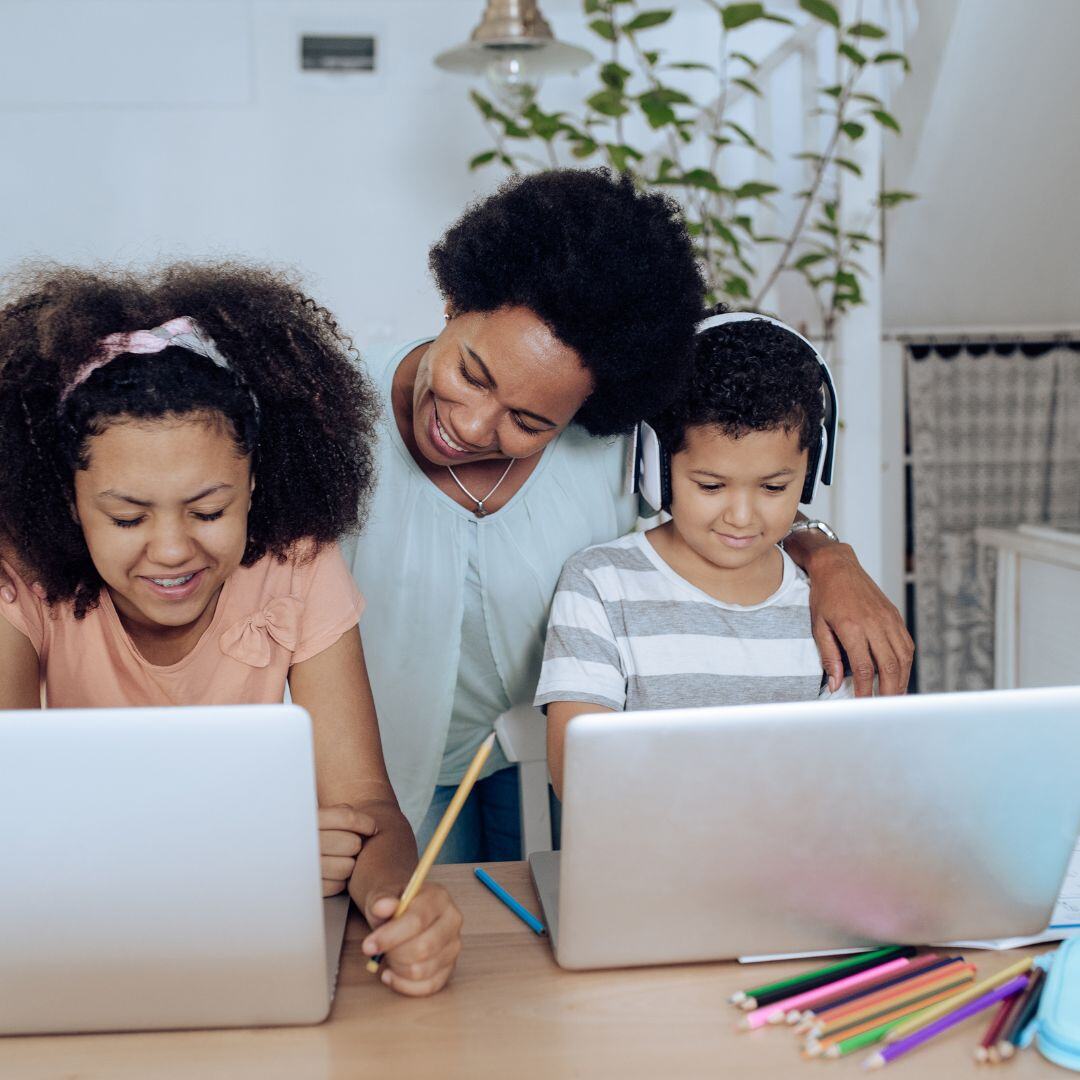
[
  {"left": 291, "top": 543, "right": 366, "bottom": 665},
  {"left": 0, "top": 559, "right": 46, "bottom": 655}
]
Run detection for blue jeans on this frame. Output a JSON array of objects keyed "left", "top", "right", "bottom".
[{"left": 417, "top": 765, "right": 522, "bottom": 864}]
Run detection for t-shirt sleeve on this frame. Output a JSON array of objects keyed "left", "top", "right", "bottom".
[
  {"left": 291, "top": 543, "right": 366, "bottom": 665},
  {"left": 0, "top": 559, "right": 46, "bottom": 655},
  {"left": 534, "top": 552, "right": 626, "bottom": 712}
]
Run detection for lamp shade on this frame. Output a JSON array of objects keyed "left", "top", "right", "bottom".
[{"left": 435, "top": 0, "right": 593, "bottom": 77}]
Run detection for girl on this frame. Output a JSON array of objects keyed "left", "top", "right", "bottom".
[{"left": 0, "top": 263, "right": 461, "bottom": 997}]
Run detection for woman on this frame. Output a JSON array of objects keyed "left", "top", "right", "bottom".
[{"left": 344, "top": 169, "right": 914, "bottom": 862}]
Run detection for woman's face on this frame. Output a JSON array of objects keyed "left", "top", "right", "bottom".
[
  {"left": 73, "top": 413, "right": 253, "bottom": 636},
  {"left": 411, "top": 306, "right": 595, "bottom": 466}
]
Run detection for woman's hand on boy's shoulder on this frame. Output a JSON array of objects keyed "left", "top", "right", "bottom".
[
  {"left": 0, "top": 553, "right": 44, "bottom": 604},
  {"left": 360, "top": 883, "right": 463, "bottom": 997},
  {"left": 805, "top": 542, "right": 914, "bottom": 697}
]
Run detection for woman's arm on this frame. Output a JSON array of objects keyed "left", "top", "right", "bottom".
[
  {"left": 784, "top": 524, "right": 913, "bottom": 697},
  {"left": 288, "top": 626, "right": 462, "bottom": 997},
  {"left": 0, "top": 614, "right": 40, "bottom": 709}
]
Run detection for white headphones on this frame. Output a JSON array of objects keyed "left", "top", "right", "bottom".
[{"left": 634, "top": 311, "right": 839, "bottom": 514}]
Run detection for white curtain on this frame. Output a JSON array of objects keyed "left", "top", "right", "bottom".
[{"left": 907, "top": 342, "right": 1080, "bottom": 693}]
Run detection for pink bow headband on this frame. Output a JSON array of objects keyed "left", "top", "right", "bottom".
[{"left": 59, "top": 316, "right": 240, "bottom": 406}]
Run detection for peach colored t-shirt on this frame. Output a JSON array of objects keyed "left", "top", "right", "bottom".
[{"left": 0, "top": 544, "right": 364, "bottom": 708}]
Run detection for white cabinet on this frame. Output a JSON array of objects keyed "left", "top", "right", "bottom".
[{"left": 976, "top": 525, "right": 1080, "bottom": 689}]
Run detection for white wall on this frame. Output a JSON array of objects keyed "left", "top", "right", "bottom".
[
  {"left": 883, "top": 0, "right": 1080, "bottom": 331},
  {"left": 0, "top": 0, "right": 570, "bottom": 355}
]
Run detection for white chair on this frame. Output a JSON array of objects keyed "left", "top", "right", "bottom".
[{"left": 494, "top": 703, "right": 553, "bottom": 857}]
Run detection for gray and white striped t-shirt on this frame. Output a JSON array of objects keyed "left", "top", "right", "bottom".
[{"left": 535, "top": 531, "right": 838, "bottom": 713}]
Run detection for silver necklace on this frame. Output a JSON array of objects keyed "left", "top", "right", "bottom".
[{"left": 446, "top": 459, "right": 515, "bottom": 518}]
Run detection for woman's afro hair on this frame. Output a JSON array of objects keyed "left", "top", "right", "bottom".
[
  {"left": 650, "top": 316, "right": 826, "bottom": 455},
  {"left": 0, "top": 261, "right": 380, "bottom": 617},
  {"left": 428, "top": 168, "right": 706, "bottom": 436}
]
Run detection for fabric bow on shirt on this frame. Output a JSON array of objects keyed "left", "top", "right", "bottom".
[{"left": 219, "top": 596, "right": 303, "bottom": 668}]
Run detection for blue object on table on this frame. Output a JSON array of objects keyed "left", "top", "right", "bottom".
[
  {"left": 1035, "top": 939, "right": 1080, "bottom": 1070},
  {"left": 474, "top": 867, "right": 546, "bottom": 935}
]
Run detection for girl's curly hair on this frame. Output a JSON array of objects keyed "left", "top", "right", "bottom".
[
  {"left": 428, "top": 168, "right": 706, "bottom": 437},
  {"left": 0, "top": 261, "right": 380, "bottom": 617}
]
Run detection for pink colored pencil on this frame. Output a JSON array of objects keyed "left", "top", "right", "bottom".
[{"left": 738, "top": 957, "right": 912, "bottom": 1030}]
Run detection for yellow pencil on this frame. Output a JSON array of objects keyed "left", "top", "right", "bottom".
[
  {"left": 365, "top": 731, "right": 497, "bottom": 975},
  {"left": 883, "top": 957, "right": 1034, "bottom": 1043}
]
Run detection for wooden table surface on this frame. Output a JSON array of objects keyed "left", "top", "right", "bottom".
[{"left": 1, "top": 862, "right": 1063, "bottom": 1079}]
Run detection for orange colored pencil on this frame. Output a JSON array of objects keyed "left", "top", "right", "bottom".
[
  {"left": 807, "top": 976, "right": 978, "bottom": 1052},
  {"left": 811, "top": 968, "right": 976, "bottom": 1039},
  {"left": 811, "top": 961, "right": 973, "bottom": 1030}
]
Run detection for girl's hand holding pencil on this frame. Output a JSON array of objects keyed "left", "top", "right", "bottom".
[{"left": 360, "top": 882, "right": 463, "bottom": 997}]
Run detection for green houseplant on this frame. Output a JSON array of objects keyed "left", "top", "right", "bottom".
[{"left": 467, "top": 0, "right": 914, "bottom": 350}]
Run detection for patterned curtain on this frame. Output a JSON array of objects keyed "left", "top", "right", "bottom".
[{"left": 907, "top": 342, "right": 1080, "bottom": 693}]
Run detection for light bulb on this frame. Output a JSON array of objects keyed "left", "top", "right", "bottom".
[{"left": 485, "top": 53, "right": 539, "bottom": 115}]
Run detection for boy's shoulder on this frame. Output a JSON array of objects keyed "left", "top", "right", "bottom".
[{"left": 559, "top": 531, "right": 653, "bottom": 578}]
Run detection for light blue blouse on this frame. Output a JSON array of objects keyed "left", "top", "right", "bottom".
[{"left": 342, "top": 339, "right": 638, "bottom": 829}]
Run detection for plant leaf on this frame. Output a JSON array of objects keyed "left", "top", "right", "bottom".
[
  {"left": 841, "top": 120, "right": 865, "bottom": 140},
  {"left": 667, "top": 61, "right": 714, "bottom": 71},
  {"left": 874, "top": 51, "right": 912, "bottom": 72},
  {"left": 589, "top": 18, "right": 616, "bottom": 41},
  {"left": 839, "top": 42, "right": 867, "bottom": 65},
  {"left": 606, "top": 143, "right": 644, "bottom": 172},
  {"left": 799, "top": 0, "right": 840, "bottom": 28},
  {"left": 722, "top": 3, "right": 765, "bottom": 30},
  {"left": 468, "top": 150, "right": 497, "bottom": 170},
  {"left": 877, "top": 190, "right": 918, "bottom": 208},
  {"left": 793, "top": 251, "right": 828, "bottom": 269},
  {"left": 623, "top": 9, "right": 673, "bottom": 32},
  {"left": 733, "top": 76, "right": 761, "bottom": 96},
  {"left": 681, "top": 168, "right": 723, "bottom": 192},
  {"left": 723, "top": 275, "right": 752, "bottom": 298},
  {"left": 848, "top": 21, "right": 887, "bottom": 38},
  {"left": 834, "top": 157, "right": 863, "bottom": 176},
  {"left": 730, "top": 50, "right": 759, "bottom": 69},
  {"left": 871, "top": 108, "right": 901, "bottom": 133},
  {"left": 735, "top": 180, "right": 780, "bottom": 198},
  {"left": 588, "top": 88, "right": 630, "bottom": 117}
]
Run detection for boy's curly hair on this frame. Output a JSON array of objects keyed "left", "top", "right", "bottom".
[
  {"left": 0, "top": 261, "right": 380, "bottom": 617},
  {"left": 428, "top": 168, "right": 705, "bottom": 437},
  {"left": 650, "top": 317, "right": 826, "bottom": 454}
]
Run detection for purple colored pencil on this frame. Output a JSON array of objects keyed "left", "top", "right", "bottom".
[{"left": 863, "top": 974, "right": 1030, "bottom": 1069}]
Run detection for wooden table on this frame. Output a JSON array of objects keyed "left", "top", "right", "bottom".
[{"left": 1, "top": 863, "right": 1062, "bottom": 1079}]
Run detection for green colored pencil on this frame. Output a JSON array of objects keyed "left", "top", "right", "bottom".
[
  {"left": 737, "top": 946, "right": 903, "bottom": 1008},
  {"left": 822, "top": 1006, "right": 937, "bottom": 1058}
]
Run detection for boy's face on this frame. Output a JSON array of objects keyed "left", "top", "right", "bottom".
[{"left": 667, "top": 422, "right": 809, "bottom": 573}]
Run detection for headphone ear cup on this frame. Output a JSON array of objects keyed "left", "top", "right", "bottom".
[
  {"left": 635, "top": 423, "right": 666, "bottom": 514},
  {"left": 801, "top": 430, "right": 824, "bottom": 505}
]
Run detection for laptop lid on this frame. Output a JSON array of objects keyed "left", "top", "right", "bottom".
[
  {"left": 553, "top": 686, "right": 1080, "bottom": 970},
  {"left": 0, "top": 704, "right": 332, "bottom": 1034}
]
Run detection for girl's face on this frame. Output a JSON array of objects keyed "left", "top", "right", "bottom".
[
  {"left": 411, "top": 306, "right": 595, "bottom": 466},
  {"left": 73, "top": 414, "right": 253, "bottom": 637}
]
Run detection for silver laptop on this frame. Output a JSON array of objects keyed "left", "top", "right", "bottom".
[
  {"left": 530, "top": 686, "right": 1080, "bottom": 970},
  {"left": 0, "top": 705, "right": 349, "bottom": 1035}
]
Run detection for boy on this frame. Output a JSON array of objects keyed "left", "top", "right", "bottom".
[{"left": 535, "top": 314, "right": 851, "bottom": 797}]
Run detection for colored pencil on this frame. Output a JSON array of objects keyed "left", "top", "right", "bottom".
[
  {"left": 739, "top": 945, "right": 916, "bottom": 1010},
  {"left": 997, "top": 965, "right": 1047, "bottom": 1060},
  {"left": 365, "top": 732, "right": 496, "bottom": 975},
  {"left": 884, "top": 956, "right": 1034, "bottom": 1042},
  {"left": 974, "top": 990, "right": 1022, "bottom": 1063},
  {"left": 474, "top": 866, "right": 545, "bottom": 935},
  {"left": 819, "top": 1006, "right": 938, "bottom": 1059},
  {"left": 793, "top": 954, "right": 950, "bottom": 1025},
  {"left": 739, "top": 956, "right": 911, "bottom": 1030},
  {"left": 863, "top": 974, "right": 1030, "bottom": 1069},
  {"left": 810, "top": 968, "right": 976, "bottom": 1040},
  {"left": 810, "top": 961, "right": 974, "bottom": 1034}
]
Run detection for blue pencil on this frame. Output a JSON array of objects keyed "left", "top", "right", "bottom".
[{"left": 474, "top": 867, "right": 546, "bottom": 935}]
